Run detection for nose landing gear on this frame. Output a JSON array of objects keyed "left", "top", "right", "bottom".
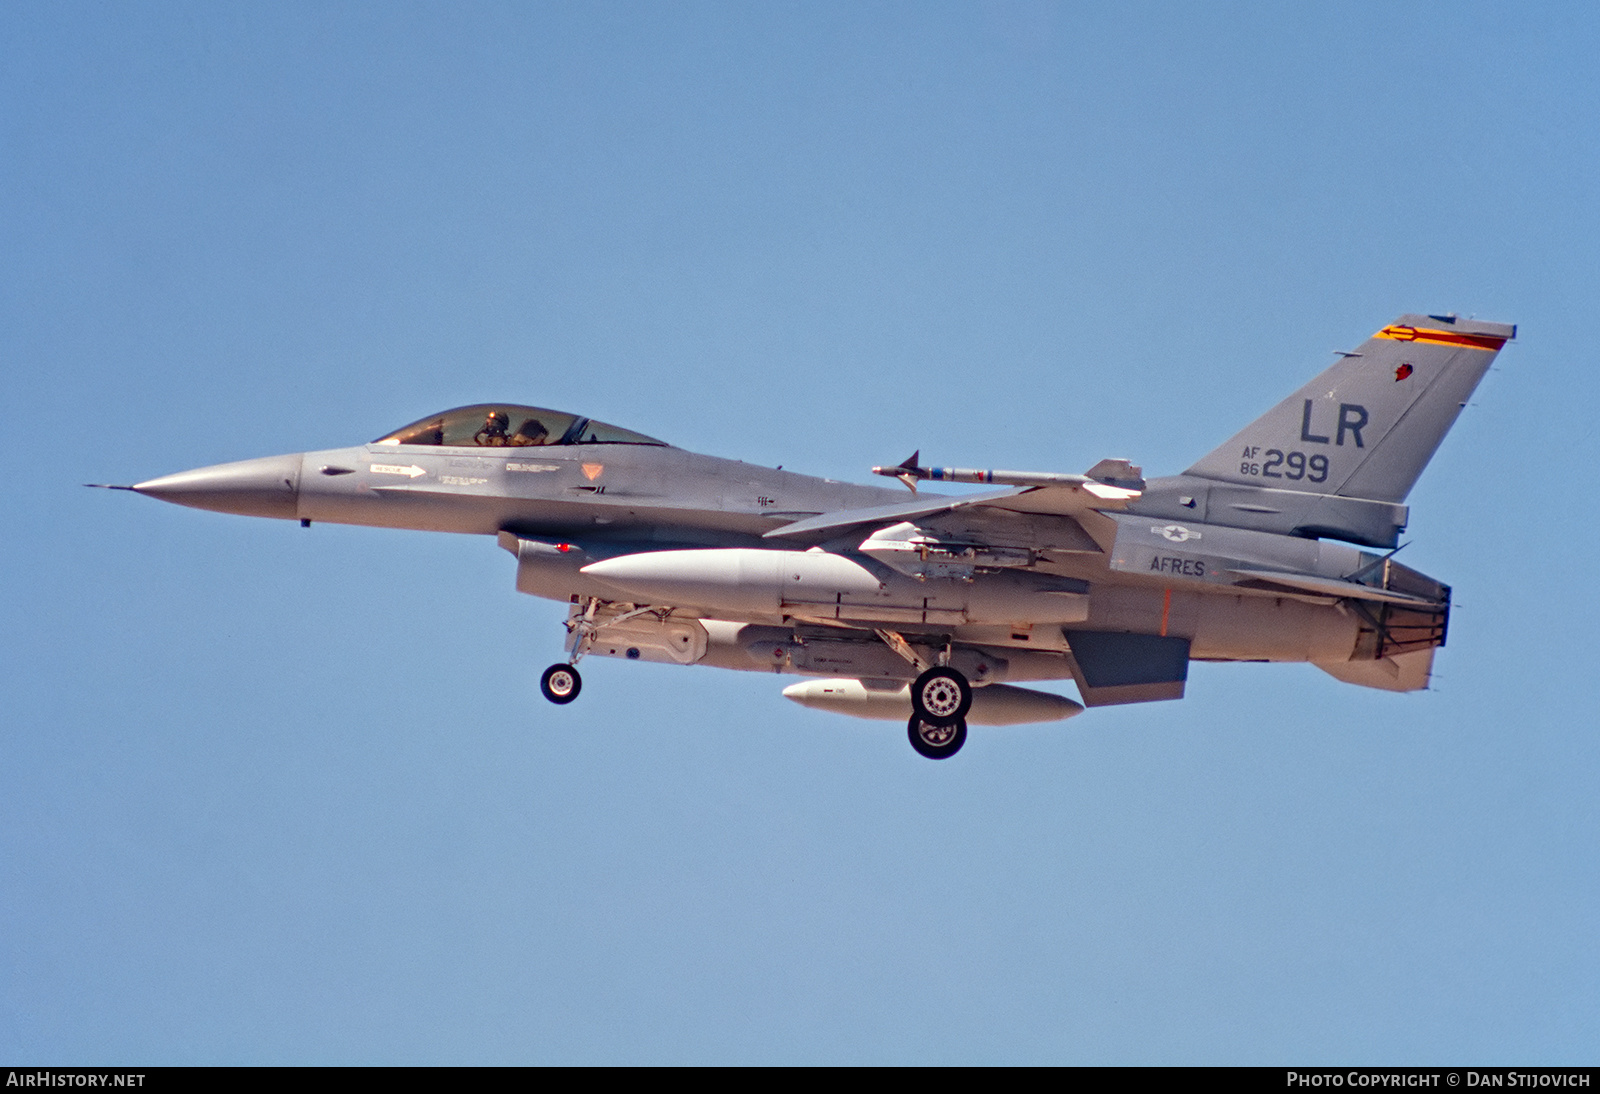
[{"left": 540, "top": 663, "right": 582, "bottom": 704}]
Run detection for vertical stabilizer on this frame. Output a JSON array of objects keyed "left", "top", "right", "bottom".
[{"left": 1185, "top": 315, "right": 1514, "bottom": 503}]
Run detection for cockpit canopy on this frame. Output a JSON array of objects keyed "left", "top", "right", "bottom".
[{"left": 373, "top": 404, "right": 666, "bottom": 448}]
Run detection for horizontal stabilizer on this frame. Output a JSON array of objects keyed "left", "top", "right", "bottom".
[
  {"left": 1316, "top": 648, "right": 1435, "bottom": 692},
  {"left": 1226, "top": 568, "right": 1443, "bottom": 607}
]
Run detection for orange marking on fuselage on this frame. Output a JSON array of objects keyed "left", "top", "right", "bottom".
[{"left": 1160, "top": 588, "right": 1172, "bottom": 637}]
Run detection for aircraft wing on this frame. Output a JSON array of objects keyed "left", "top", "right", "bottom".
[
  {"left": 763, "top": 482, "right": 1138, "bottom": 543},
  {"left": 761, "top": 488, "right": 1023, "bottom": 540},
  {"left": 979, "top": 481, "right": 1141, "bottom": 516}
]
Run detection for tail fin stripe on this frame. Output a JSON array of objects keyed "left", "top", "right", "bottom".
[{"left": 1374, "top": 325, "right": 1508, "bottom": 351}]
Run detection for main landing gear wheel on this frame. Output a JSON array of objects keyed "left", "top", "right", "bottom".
[
  {"left": 540, "top": 663, "right": 582, "bottom": 704},
  {"left": 911, "top": 666, "right": 972, "bottom": 725},
  {"left": 908, "top": 715, "right": 967, "bottom": 760}
]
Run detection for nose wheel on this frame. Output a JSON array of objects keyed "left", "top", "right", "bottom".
[
  {"left": 908, "top": 714, "right": 967, "bottom": 759},
  {"left": 911, "top": 666, "right": 972, "bottom": 724},
  {"left": 540, "top": 663, "right": 582, "bottom": 704}
]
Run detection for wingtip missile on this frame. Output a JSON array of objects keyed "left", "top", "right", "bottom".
[
  {"left": 1083, "top": 458, "right": 1146, "bottom": 491},
  {"left": 870, "top": 450, "right": 924, "bottom": 492}
]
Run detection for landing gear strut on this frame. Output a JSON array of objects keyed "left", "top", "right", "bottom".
[
  {"left": 908, "top": 714, "right": 967, "bottom": 759},
  {"left": 911, "top": 666, "right": 972, "bottom": 725},
  {"left": 540, "top": 663, "right": 582, "bottom": 704}
]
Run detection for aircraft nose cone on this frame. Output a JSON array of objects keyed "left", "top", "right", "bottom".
[{"left": 133, "top": 453, "right": 303, "bottom": 520}]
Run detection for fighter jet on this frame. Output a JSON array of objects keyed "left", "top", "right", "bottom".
[{"left": 103, "top": 314, "right": 1513, "bottom": 758}]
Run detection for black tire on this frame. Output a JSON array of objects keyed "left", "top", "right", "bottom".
[
  {"left": 908, "top": 715, "right": 967, "bottom": 760},
  {"left": 540, "top": 663, "right": 582, "bottom": 704},
  {"left": 911, "top": 666, "right": 971, "bottom": 725}
]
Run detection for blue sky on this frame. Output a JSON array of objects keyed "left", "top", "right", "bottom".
[{"left": 4, "top": 1, "right": 1597, "bottom": 1063}]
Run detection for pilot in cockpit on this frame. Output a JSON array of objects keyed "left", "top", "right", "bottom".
[
  {"left": 510, "top": 418, "right": 550, "bottom": 446},
  {"left": 475, "top": 411, "right": 512, "bottom": 446}
]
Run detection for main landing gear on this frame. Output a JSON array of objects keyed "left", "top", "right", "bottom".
[
  {"left": 540, "top": 663, "right": 582, "bottom": 704},
  {"left": 907, "top": 666, "right": 972, "bottom": 760},
  {"left": 908, "top": 713, "right": 968, "bottom": 759},
  {"left": 873, "top": 631, "right": 975, "bottom": 759},
  {"left": 910, "top": 665, "right": 973, "bottom": 725}
]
